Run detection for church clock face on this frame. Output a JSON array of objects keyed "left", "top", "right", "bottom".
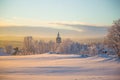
[{"left": 57, "top": 38, "right": 61, "bottom": 43}]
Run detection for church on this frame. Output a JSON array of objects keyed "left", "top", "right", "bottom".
[{"left": 56, "top": 32, "right": 62, "bottom": 44}]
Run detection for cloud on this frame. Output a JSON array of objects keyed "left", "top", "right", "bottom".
[
  {"left": 0, "top": 17, "right": 108, "bottom": 39},
  {"left": 0, "top": 17, "right": 109, "bottom": 32},
  {"left": 50, "top": 21, "right": 109, "bottom": 32}
]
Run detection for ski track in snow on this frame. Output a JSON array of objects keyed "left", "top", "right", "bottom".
[{"left": 0, "top": 53, "right": 120, "bottom": 80}]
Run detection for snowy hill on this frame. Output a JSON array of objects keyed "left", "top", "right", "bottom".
[{"left": 0, "top": 53, "right": 120, "bottom": 80}]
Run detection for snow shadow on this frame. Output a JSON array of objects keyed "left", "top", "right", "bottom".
[
  {"left": 1, "top": 66, "right": 119, "bottom": 76},
  {"left": 0, "top": 54, "right": 89, "bottom": 61}
]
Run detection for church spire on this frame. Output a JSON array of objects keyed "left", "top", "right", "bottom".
[
  {"left": 57, "top": 32, "right": 60, "bottom": 37},
  {"left": 56, "top": 32, "right": 61, "bottom": 44}
]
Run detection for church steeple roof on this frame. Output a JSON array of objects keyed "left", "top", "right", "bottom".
[{"left": 57, "top": 32, "right": 60, "bottom": 37}]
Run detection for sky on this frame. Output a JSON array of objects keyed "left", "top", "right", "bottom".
[{"left": 0, "top": 0, "right": 120, "bottom": 40}]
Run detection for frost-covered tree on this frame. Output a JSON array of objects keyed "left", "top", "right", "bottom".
[
  {"left": 70, "top": 42, "right": 81, "bottom": 54},
  {"left": 106, "top": 19, "right": 120, "bottom": 57},
  {"left": 34, "top": 40, "right": 39, "bottom": 54},
  {"left": 58, "top": 39, "right": 73, "bottom": 53},
  {"left": 58, "top": 39, "right": 82, "bottom": 54},
  {"left": 48, "top": 40, "right": 56, "bottom": 52},
  {"left": 38, "top": 40, "right": 45, "bottom": 54},
  {"left": 23, "top": 36, "right": 35, "bottom": 53}
]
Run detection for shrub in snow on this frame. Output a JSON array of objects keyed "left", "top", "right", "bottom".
[{"left": 80, "top": 54, "right": 89, "bottom": 58}]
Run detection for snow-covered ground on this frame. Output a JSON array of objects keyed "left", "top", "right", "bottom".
[
  {"left": 0, "top": 52, "right": 9, "bottom": 56},
  {"left": 0, "top": 53, "right": 120, "bottom": 80}
]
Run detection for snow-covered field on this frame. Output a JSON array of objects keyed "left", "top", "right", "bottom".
[{"left": 0, "top": 53, "right": 120, "bottom": 80}]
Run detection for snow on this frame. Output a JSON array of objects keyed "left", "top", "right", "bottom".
[
  {"left": 0, "top": 53, "right": 120, "bottom": 80},
  {"left": 0, "top": 52, "right": 9, "bottom": 56}
]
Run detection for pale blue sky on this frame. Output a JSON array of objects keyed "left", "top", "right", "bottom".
[
  {"left": 0, "top": 0, "right": 120, "bottom": 39},
  {"left": 0, "top": 0, "right": 120, "bottom": 25}
]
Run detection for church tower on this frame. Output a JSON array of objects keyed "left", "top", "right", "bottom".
[
  {"left": 55, "top": 32, "right": 62, "bottom": 53},
  {"left": 56, "top": 32, "right": 62, "bottom": 44}
]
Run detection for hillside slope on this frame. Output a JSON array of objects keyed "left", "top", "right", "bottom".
[{"left": 0, "top": 54, "right": 120, "bottom": 80}]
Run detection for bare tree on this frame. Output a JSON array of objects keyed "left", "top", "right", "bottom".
[{"left": 106, "top": 19, "right": 120, "bottom": 57}]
